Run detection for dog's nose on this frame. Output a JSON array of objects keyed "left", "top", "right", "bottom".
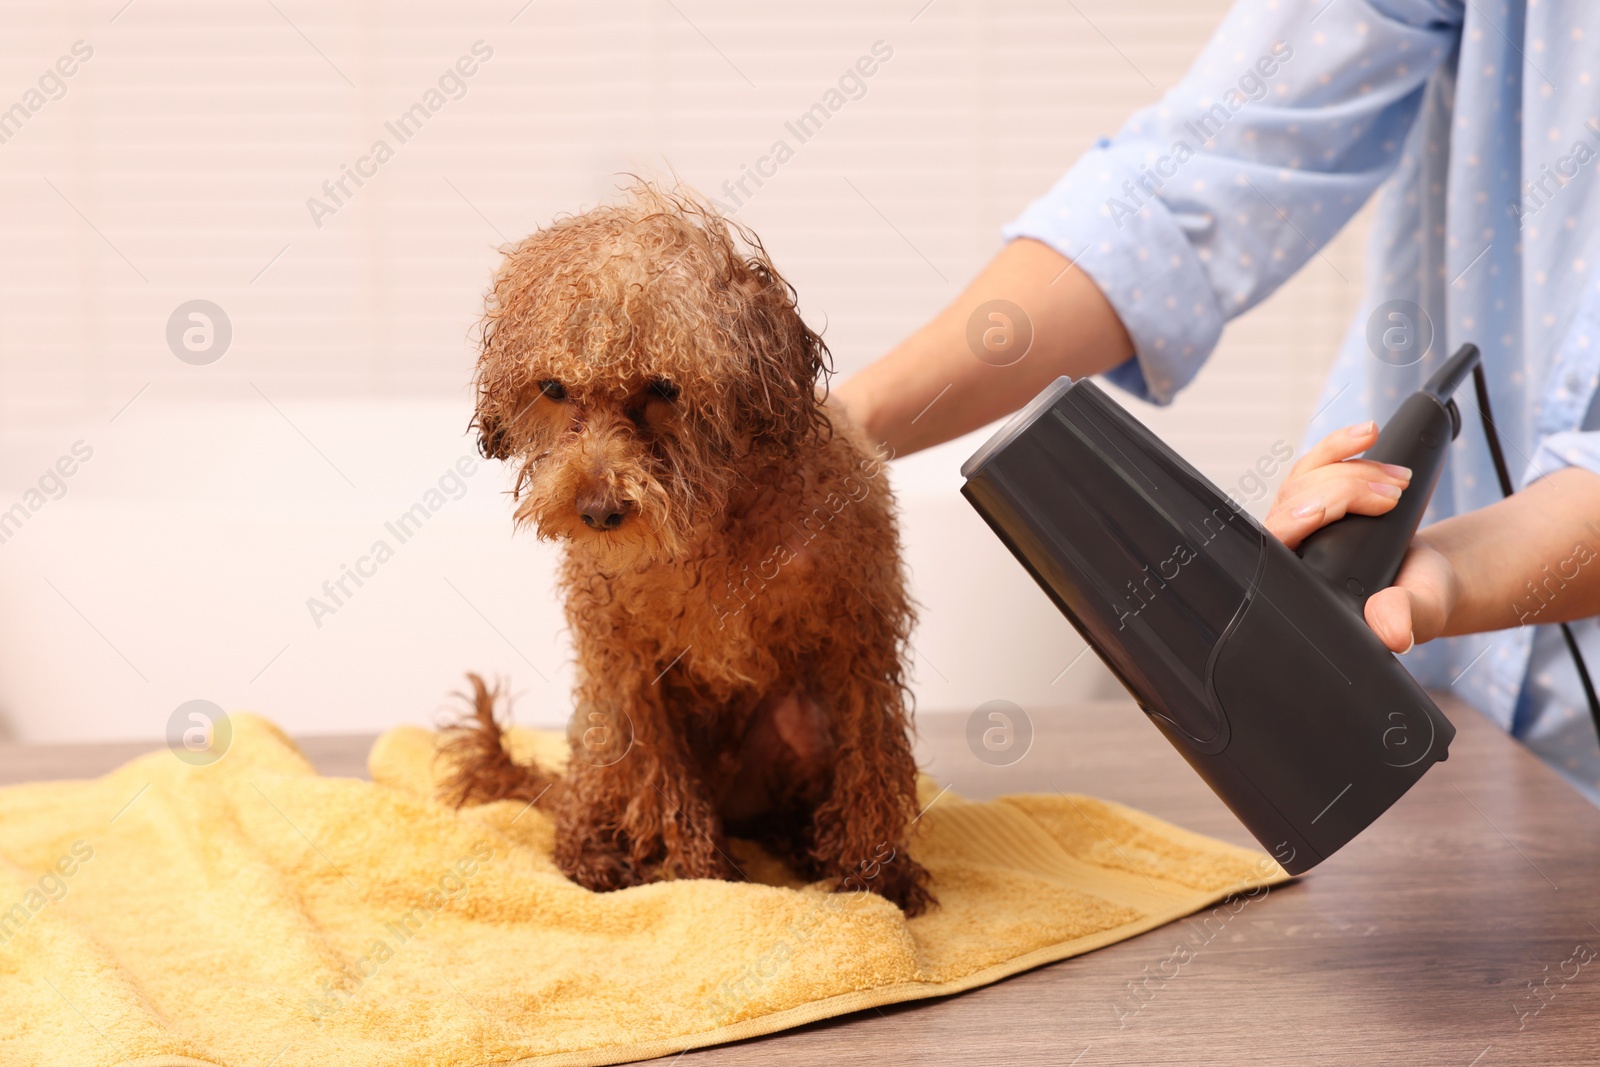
[{"left": 577, "top": 493, "right": 632, "bottom": 531}]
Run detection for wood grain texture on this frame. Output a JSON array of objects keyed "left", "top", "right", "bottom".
[{"left": 1, "top": 696, "right": 1596, "bottom": 1065}]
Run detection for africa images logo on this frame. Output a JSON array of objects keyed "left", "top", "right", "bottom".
[{"left": 1103, "top": 41, "right": 1293, "bottom": 229}]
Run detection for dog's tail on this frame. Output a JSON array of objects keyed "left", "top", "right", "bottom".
[{"left": 439, "top": 673, "right": 561, "bottom": 809}]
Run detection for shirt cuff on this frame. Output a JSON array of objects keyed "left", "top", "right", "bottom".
[
  {"left": 1524, "top": 430, "right": 1600, "bottom": 490},
  {"left": 1002, "top": 141, "right": 1225, "bottom": 406}
]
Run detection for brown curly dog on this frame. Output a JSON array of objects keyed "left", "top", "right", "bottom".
[{"left": 443, "top": 183, "right": 934, "bottom": 916}]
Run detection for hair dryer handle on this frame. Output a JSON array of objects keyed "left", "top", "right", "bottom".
[{"left": 1295, "top": 391, "right": 1458, "bottom": 612}]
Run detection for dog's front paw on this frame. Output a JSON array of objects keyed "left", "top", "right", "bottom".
[
  {"left": 557, "top": 842, "right": 646, "bottom": 893},
  {"left": 830, "top": 849, "right": 935, "bottom": 917},
  {"left": 871, "top": 853, "right": 935, "bottom": 917}
]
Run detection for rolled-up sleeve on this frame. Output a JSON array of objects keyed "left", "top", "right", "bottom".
[
  {"left": 1005, "top": 0, "right": 1462, "bottom": 404},
  {"left": 1527, "top": 432, "right": 1600, "bottom": 488}
]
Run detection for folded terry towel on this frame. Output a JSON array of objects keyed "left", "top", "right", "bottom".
[{"left": 0, "top": 713, "right": 1287, "bottom": 1066}]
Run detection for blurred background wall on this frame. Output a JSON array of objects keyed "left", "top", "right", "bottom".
[{"left": 0, "top": 0, "right": 1370, "bottom": 742}]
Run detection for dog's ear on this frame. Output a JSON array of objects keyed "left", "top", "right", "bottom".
[{"left": 727, "top": 258, "right": 833, "bottom": 448}]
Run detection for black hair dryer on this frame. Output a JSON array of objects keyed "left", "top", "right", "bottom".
[{"left": 960, "top": 345, "right": 1483, "bottom": 874}]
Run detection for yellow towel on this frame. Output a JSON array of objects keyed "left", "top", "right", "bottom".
[{"left": 0, "top": 713, "right": 1288, "bottom": 1066}]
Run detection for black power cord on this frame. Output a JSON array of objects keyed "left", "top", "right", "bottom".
[{"left": 1471, "top": 362, "right": 1600, "bottom": 741}]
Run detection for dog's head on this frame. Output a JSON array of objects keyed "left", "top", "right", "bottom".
[{"left": 472, "top": 184, "right": 832, "bottom": 568}]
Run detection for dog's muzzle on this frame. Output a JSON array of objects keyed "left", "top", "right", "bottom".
[{"left": 577, "top": 491, "right": 634, "bottom": 531}]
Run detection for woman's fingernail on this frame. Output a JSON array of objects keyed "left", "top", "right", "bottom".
[
  {"left": 1349, "top": 421, "right": 1377, "bottom": 436},
  {"left": 1380, "top": 463, "right": 1412, "bottom": 480},
  {"left": 1399, "top": 631, "right": 1415, "bottom": 655},
  {"left": 1369, "top": 481, "right": 1403, "bottom": 499},
  {"left": 1291, "top": 500, "right": 1324, "bottom": 518}
]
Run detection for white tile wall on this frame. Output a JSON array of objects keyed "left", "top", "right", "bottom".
[{"left": 0, "top": 0, "right": 1371, "bottom": 741}]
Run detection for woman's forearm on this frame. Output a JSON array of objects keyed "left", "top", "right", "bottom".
[
  {"left": 833, "top": 238, "right": 1133, "bottom": 455},
  {"left": 1422, "top": 466, "right": 1600, "bottom": 635}
]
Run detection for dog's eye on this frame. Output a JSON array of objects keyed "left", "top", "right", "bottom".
[
  {"left": 647, "top": 378, "right": 680, "bottom": 402},
  {"left": 537, "top": 379, "right": 568, "bottom": 402}
]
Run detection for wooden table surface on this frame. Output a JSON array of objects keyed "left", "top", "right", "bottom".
[{"left": 4, "top": 695, "right": 1598, "bottom": 1066}]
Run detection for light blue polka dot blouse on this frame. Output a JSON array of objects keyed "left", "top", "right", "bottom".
[{"left": 1004, "top": 0, "right": 1600, "bottom": 804}]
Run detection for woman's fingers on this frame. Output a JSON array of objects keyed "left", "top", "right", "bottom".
[
  {"left": 1287, "top": 421, "right": 1379, "bottom": 480},
  {"left": 1263, "top": 498, "right": 1330, "bottom": 550},
  {"left": 1363, "top": 587, "right": 1416, "bottom": 653},
  {"left": 1261, "top": 423, "right": 1456, "bottom": 658},
  {"left": 1363, "top": 538, "right": 1458, "bottom": 652},
  {"left": 1264, "top": 459, "right": 1413, "bottom": 548}
]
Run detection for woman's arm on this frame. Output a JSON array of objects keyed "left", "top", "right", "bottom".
[
  {"left": 1369, "top": 467, "right": 1600, "bottom": 651},
  {"left": 838, "top": 1, "right": 1462, "bottom": 455},
  {"left": 1266, "top": 424, "right": 1600, "bottom": 652},
  {"left": 832, "top": 239, "right": 1132, "bottom": 455}
]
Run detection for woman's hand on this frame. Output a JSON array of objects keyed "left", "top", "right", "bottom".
[
  {"left": 1264, "top": 422, "right": 1456, "bottom": 653},
  {"left": 1362, "top": 535, "right": 1460, "bottom": 653},
  {"left": 1263, "top": 421, "right": 1413, "bottom": 549}
]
